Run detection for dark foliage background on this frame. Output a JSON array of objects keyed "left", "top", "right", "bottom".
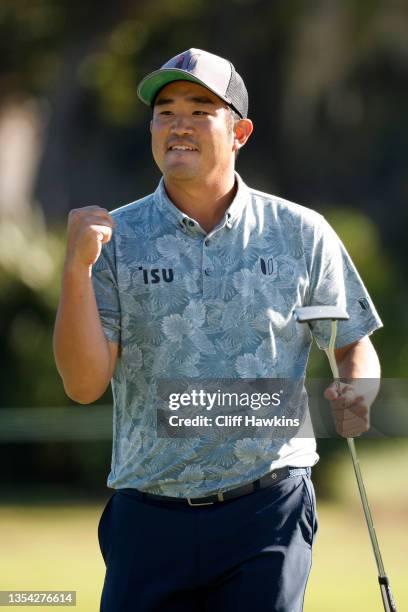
[{"left": 0, "top": 0, "right": 407, "bottom": 500}]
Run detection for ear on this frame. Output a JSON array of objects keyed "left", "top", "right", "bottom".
[
  {"left": 149, "top": 119, "right": 153, "bottom": 133},
  {"left": 233, "top": 118, "right": 253, "bottom": 153}
]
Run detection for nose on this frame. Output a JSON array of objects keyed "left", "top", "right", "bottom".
[{"left": 170, "top": 114, "right": 194, "bottom": 135}]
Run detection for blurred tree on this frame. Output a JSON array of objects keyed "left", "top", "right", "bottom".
[
  {"left": 1, "top": 0, "right": 407, "bottom": 496},
  {"left": 0, "top": 0, "right": 406, "bottom": 259}
]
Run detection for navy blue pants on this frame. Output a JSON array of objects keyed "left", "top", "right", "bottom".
[{"left": 98, "top": 472, "right": 318, "bottom": 611}]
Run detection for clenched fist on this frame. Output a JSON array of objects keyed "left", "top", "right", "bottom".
[{"left": 65, "top": 206, "right": 116, "bottom": 268}]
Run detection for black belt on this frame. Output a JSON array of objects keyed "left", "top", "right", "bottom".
[{"left": 120, "top": 466, "right": 311, "bottom": 507}]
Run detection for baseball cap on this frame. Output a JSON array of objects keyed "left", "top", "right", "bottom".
[{"left": 137, "top": 48, "right": 249, "bottom": 119}]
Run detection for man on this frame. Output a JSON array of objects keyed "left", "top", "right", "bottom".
[{"left": 53, "top": 49, "right": 382, "bottom": 611}]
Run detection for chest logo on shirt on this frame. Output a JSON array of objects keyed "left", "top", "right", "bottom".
[
  {"left": 138, "top": 266, "right": 174, "bottom": 284},
  {"left": 260, "top": 257, "right": 274, "bottom": 275}
]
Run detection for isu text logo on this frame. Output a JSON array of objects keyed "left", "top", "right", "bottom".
[{"left": 138, "top": 266, "right": 174, "bottom": 284}]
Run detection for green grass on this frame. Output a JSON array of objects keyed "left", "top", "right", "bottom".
[
  {"left": 0, "top": 504, "right": 105, "bottom": 610},
  {"left": 305, "top": 503, "right": 407, "bottom": 611},
  {"left": 305, "top": 441, "right": 408, "bottom": 610},
  {"left": 1, "top": 444, "right": 408, "bottom": 612},
  {"left": 0, "top": 501, "right": 406, "bottom": 611}
]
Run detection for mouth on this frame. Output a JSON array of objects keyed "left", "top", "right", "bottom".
[{"left": 167, "top": 144, "right": 199, "bottom": 152}]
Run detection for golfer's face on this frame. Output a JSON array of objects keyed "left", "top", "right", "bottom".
[{"left": 150, "top": 81, "right": 235, "bottom": 182}]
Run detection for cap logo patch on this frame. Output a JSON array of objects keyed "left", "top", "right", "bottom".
[{"left": 171, "top": 53, "right": 199, "bottom": 71}]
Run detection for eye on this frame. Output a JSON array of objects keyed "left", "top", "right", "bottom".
[
  {"left": 193, "top": 110, "right": 209, "bottom": 116},
  {"left": 159, "top": 110, "right": 173, "bottom": 116}
]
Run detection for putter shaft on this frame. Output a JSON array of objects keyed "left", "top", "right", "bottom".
[{"left": 324, "top": 320, "right": 397, "bottom": 612}]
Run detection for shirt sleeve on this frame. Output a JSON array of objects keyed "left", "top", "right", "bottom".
[
  {"left": 306, "top": 215, "right": 383, "bottom": 349},
  {"left": 92, "top": 239, "right": 121, "bottom": 344}
]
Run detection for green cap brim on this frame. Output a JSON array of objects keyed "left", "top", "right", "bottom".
[{"left": 137, "top": 69, "right": 226, "bottom": 107}]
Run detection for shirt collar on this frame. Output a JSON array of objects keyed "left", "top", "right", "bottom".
[{"left": 153, "top": 172, "right": 250, "bottom": 233}]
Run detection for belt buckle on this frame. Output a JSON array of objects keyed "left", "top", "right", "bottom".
[{"left": 187, "top": 498, "right": 214, "bottom": 507}]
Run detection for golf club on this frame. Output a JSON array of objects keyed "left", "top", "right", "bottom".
[{"left": 294, "top": 305, "right": 397, "bottom": 612}]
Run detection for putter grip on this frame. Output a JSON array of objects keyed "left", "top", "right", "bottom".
[{"left": 378, "top": 576, "right": 397, "bottom": 611}]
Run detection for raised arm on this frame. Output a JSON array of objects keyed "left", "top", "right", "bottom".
[{"left": 53, "top": 206, "right": 118, "bottom": 404}]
